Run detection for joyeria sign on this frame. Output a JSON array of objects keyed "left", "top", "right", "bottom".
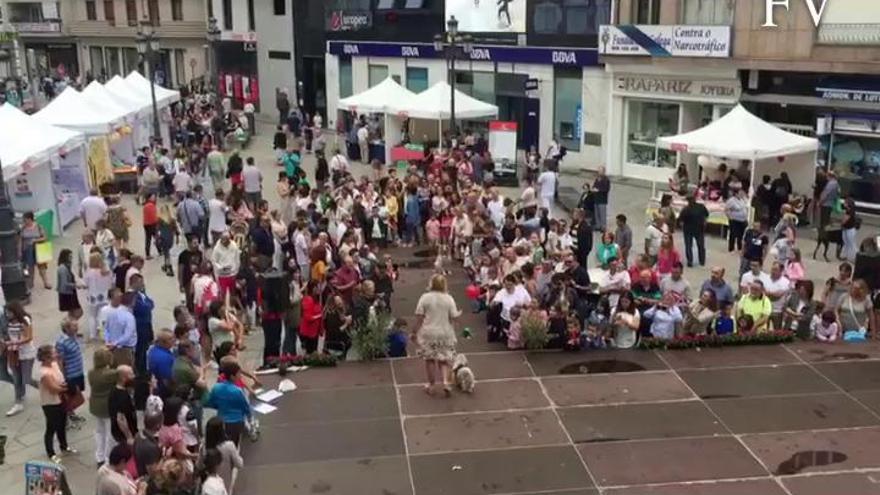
[{"left": 763, "top": 0, "right": 829, "bottom": 27}]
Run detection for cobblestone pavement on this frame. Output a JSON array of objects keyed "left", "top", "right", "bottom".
[{"left": 0, "top": 121, "right": 857, "bottom": 493}]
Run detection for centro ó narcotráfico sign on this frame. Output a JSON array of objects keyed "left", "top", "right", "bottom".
[{"left": 599, "top": 25, "right": 731, "bottom": 58}]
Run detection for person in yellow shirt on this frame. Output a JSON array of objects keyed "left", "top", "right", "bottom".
[
  {"left": 736, "top": 281, "right": 772, "bottom": 332},
  {"left": 384, "top": 189, "right": 399, "bottom": 245}
]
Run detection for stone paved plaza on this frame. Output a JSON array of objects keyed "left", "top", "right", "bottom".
[{"left": 0, "top": 121, "right": 868, "bottom": 494}]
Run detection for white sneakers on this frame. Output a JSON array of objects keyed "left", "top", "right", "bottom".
[{"left": 5, "top": 403, "right": 24, "bottom": 417}]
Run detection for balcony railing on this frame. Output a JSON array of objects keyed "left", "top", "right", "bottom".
[
  {"left": 11, "top": 20, "right": 61, "bottom": 34},
  {"left": 818, "top": 23, "right": 880, "bottom": 45}
]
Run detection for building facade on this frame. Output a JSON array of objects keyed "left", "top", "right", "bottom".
[
  {"left": 323, "top": 0, "right": 613, "bottom": 170},
  {"left": 69, "top": 0, "right": 208, "bottom": 88},
  {"left": 2, "top": 0, "right": 78, "bottom": 81}
]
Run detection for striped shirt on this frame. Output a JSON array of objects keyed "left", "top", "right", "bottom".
[{"left": 55, "top": 333, "right": 84, "bottom": 379}]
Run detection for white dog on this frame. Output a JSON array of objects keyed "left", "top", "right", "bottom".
[{"left": 453, "top": 354, "right": 475, "bottom": 393}]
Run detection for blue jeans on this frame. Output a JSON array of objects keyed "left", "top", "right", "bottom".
[
  {"left": 403, "top": 220, "right": 419, "bottom": 245},
  {"left": 594, "top": 203, "right": 607, "bottom": 231},
  {"left": 10, "top": 358, "right": 34, "bottom": 402}
]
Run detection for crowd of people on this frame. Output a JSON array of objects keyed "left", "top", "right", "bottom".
[{"left": 0, "top": 90, "right": 878, "bottom": 494}]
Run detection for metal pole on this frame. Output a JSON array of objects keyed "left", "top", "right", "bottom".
[
  {"left": 449, "top": 48, "right": 456, "bottom": 139},
  {"left": 211, "top": 39, "right": 220, "bottom": 107},
  {"left": 0, "top": 159, "right": 28, "bottom": 303},
  {"left": 148, "top": 51, "right": 161, "bottom": 144}
]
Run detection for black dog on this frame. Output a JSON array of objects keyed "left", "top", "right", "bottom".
[{"left": 813, "top": 228, "right": 844, "bottom": 261}]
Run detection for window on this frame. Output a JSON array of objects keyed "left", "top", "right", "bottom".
[
  {"left": 174, "top": 49, "right": 186, "bottom": 86},
  {"left": 625, "top": 100, "right": 680, "bottom": 167},
  {"left": 376, "top": 0, "right": 395, "bottom": 9},
  {"left": 125, "top": 0, "right": 137, "bottom": 26},
  {"left": 122, "top": 47, "right": 139, "bottom": 73},
  {"left": 273, "top": 0, "right": 286, "bottom": 16},
  {"left": 339, "top": 57, "right": 353, "bottom": 98},
  {"left": 682, "top": 0, "right": 733, "bottom": 25},
  {"left": 103, "top": 0, "right": 114, "bottom": 24},
  {"left": 148, "top": 0, "right": 160, "bottom": 25},
  {"left": 105, "top": 47, "right": 120, "bottom": 76},
  {"left": 633, "top": 0, "right": 660, "bottom": 24},
  {"left": 553, "top": 67, "right": 582, "bottom": 152},
  {"left": 268, "top": 51, "right": 291, "bottom": 60},
  {"left": 404, "top": 0, "right": 425, "bottom": 8},
  {"left": 406, "top": 67, "right": 428, "bottom": 93},
  {"left": 8, "top": 3, "right": 44, "bottom": 22},
  {"left": 171, "top": 0, "right": 183, "bottom": 21},
  {"left": 85, "top": 0, "right": 97, "bottom": 20},
  {"left": 89, "top": 46, "right": 105, "bottom": 77},
  {"left": 222, "top": 0, "right": 232, "bottom": 30},
  {"left": 533, "top": 0, "right": 611, "bottom": 36},
  {"left": 247, "top": 0, "right": 255, "bottom": 30},
  {"left": 368, "top": 64, "right": 389, "bottom": 87}
]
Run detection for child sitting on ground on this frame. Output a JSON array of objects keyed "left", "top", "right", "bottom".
[
  {"left": 814, "top": 310, "right": 839, "bottom": 343},
  {"left": 387, "top": 319, "right": 409, "bottom": 358},
  {"left": 584, "top": 298, "right": 612, "bottom": 348},
  {"left": 736, "top": 314, "right": 755, "bottom": 334},
  {"left": 507, "top": 307, "right": 524, "bottom": 350},
  {"left": 564, "top": 315, "right": 583, "bottom": 351}
]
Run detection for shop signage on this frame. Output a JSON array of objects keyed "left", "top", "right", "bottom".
[
  {"left": 326, "top": 10, "right": 372, "bottom": 32},
  {"left": 599, "top": 25, "right": 731, "bottom": 58},
  {"left": 327, "top": 41, "right": 598, "bottom": 67},
  {"left": 615, "top": 75, "right": 741, "bottom": 101},
  {"left": 221, "top": 32, "right": 257, "bottom": 42},
  {"left": 816, "top": 86, "right": 880, "bottom": 103},
  {"left": 13, "top": 21, "right": 61, "bottom": 33},
  {"left": 524, "top": 78, "right": 538, "bottom": 91}
]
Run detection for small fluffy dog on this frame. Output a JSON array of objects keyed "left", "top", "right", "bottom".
[{"left": 453, "top": 354, "right": 476, "bottom": 393}]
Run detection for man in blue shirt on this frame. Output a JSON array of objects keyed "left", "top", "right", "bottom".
[
  {"left": 146, "top": 330, "right": 176, "bottom": 399},
  {"left": 130, "top": 274, "right": 155, "bottom": 377},
  {"left": 700, "top": 266, "right": 735, "bottom": 306},
  {"left": 55, "top": 317, "right": 85, "bottom": 421},
  {"left": 105, "top": 291, "right": 137, "bottom": 367},
  {"left": 205, "top": 361, "right": 252, "bottom": 445}
]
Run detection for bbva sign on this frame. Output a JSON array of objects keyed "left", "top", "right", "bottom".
[{"left": 763, "top": 0, "right": 829, "bottom": 28}]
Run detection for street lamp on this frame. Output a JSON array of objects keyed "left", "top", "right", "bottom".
[
  {"left": 206, "top": 17, "right": 221, "bottom": 98},
  {"left": 434, "top": 16, "right": 473, "bottom": 138},
  {"left": 0, "top": 158, "right": 28, "bottom": 303},
  {"left": 136, "top": 21, "right": 162, "bottom": 144}
]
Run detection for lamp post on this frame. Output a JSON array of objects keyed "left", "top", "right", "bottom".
[
  {"left": 136, "top": 20, "right": 161, "bottom": 144},
  {"left": 434, "top": 16, "right": 472, "bottom": 138},
  {"left": 206, "top": 17, "right": 221, "bottom": 99},
  {"left": 0, "top": 159, "right": 28, "bottom": 303}
]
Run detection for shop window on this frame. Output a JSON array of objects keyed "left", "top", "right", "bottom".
[
  {"left": 171, "top": 0, "right": 183, "bottom": 21},
  {"left": 105, "top": 47, "right": 120, "bottom": 77},
  {"left": 533, "top": 0, "right": 610, "bottom": 36},
  {"left": 626, "top": 100, "right": 680, "bottom": 167},
  {"left": 339, "top": 57, "right": 353, "bottom": 98},
  {"left": 175, "top": 49, "right": 186, "bottom": 86},
  {"left": 368, "top": 64, "right": 389, "bottom": 88},
  {"left": 85, "top": 0, "right": 97, "bottom": 21},
  {"left": 633, "top": 0, "right": 660, "bottom": 24},
  {"left": 682, "top": 0, "right": 733, "bottom": 25},
  {"left": 553, "top": 67, "right": 582, "bottom": 152},
  {"left": 125, "top": 0, "right": 137, "bottom": 26},
  {"left": 89, "top": 46, "right": 105, "bottom": 77},
  {"left": 406, "top": 67, "right": 428, "bottom": 93},
  {"left": 123, "top": 47, "right": 139, "bottom": 73}
]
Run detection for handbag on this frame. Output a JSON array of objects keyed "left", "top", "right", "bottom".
[
  {"left": 848, "top": 298, "right": 869, "bottom": 335},
  {"left": 62, "top": 388, "right": 85, "bottom": 413}
]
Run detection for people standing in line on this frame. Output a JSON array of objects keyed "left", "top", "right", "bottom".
[
  {"left": 130, "top": 274, "right": 155, "bottom": 377},
  {"left": 83, "top": 252, "right": 114, "bottom": 342},
  {"left": 36, "top": 344, "right": 75, "bottom": 463},
  {"left": 56, "top": 248, "right": 84, "bottom": 320},
  {"left": 142, "top": 193, "right": 159, "bottom": 259},
  {"left": 841, "top": 198, "right": 860, "bottom": 262},
  {"left": 95, "top": 444, "right": 137, "bottom": 495},
  {"left": 88, "top": 347, "right": 117, "bottom": 467},
  {"left": 537, "top": 161, "right": 558, "bottom": 213},
  {"left": 107, "top": 365, "right": 137, "bottom": 445},
  {"left": 725, "top": 187, "right": 749, "bottom": 253},
  {"left": 614, "top": 214, "right": 633, "bottom": 266},
  {"left": 104, "top": 292, "right": 137, "bottom": 367},
  {"left": 21, "top": 211, "right": 52, "bottom": 291},
  {"left": 177, "top": 192, "right": 206, "bottom": 241},
  {"left": 54, "top": 317, "right": 86, "bottom": 424},
  {"left": 203, "top": 417, "right": 243, "bottom": 490},
  {"left": 4, "top": 301, "right": 35, "bottom": 416},
  {"left": 80, "top": 189, "right": 108, "bottom": 232},
  {"left": 212, "top": 233, "right": 241, "bottom": 297},
  {"left": 739, "top": 220, "right": 769, "bottom": 277},
  {"left": 677, "top": 195, "right": 710, "bottom": 268},
  {"left": 357, "top": 123, "right": 369, "bottom": 164},
  {"left": 591, "top": 166, "right": 611, "bottom": 231}
]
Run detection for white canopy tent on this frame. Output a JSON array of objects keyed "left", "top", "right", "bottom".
[
  {"left": 338, "top": 77, "right": 419, "bottom": 114},
  {"left": 82, "top": 80, "right": 142, "bottom": 121},
  {"left": 655, "top": 105, "right": 820, "bottom": 208},
  {"left": 0, "top": 104, "right": 90, "bottom": 230},
  {"left": 34, "top": 87, "right": 120, "bottom": 135},
  {"left": 124, "top": 71, "right": 181, "bottom": 107},
  {"left": 389, "top": 80, "right": 499, "bottom": 120},
  {"left": 81, "top": 82, "right": 140, "bottom": 163},
  {"left": 105, "top": 76, "right": 156, "bottom": 148}
]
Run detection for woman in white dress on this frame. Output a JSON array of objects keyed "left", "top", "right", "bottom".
[{"left": 413, "top": 274, "right": 461, "bottom": 397}]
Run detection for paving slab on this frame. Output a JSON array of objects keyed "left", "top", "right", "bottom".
[
  {"left": 289, "top": 361, "right": 393, "bottom": 390},
  {"left": 526, "top": 350, "right": 668, "bottom": 376},
  {"left": 706, "top": 393, "right": 879, "bottom": 434},
  {"left": 560, "top": 401, "right": 725, "bottom": 443},
  {"left": 404, "top": 409, "right": 568, "bottom": 454},
  {"left": 742, "top": 427, "right": 880, "bottom": 475},
  {"left": 392, "top": 352, "right": 533, "bottom": 385},
  {"left": 851, "top": 390, "right": 880, "bottom": 416},
  {"left": 398, "top": 379, "right": 549, "bottom": 415},
  {"left": 542, "top": 371, "right": 695, "bottom": 407},
  {"left": 410, "top": 446, "right": 593, "bottom": 495},
  {"left": 658, "top": 345, "right": 800, "bottom": 370},
  {"left": 241, "top": 418, "right": 405, "bottom": 465},
  {"left": 605, "top": 479, "right": 787, "bottom": 495},
  {"left": 678, "top": 365, "right": 835, "bottom": 399},
  {"left": 812, "top": 361, "right": 880, "bottom": 392},
  {"left": 782, "top": 472, "right": 880, "bottom": 495},
  {"left": 258, "top": 386, "right": 399, "bottom": 425},
  {"left": 579, "top": 436, "right": 767, "bottom": 487},
  {"left": 787, "top": 341, "right": 880, "bottom": 363},
  {"left": 235, "top": 456, "right": 412, "bottom": 495}
]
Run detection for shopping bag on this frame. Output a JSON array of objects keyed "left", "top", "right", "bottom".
[{"left": 35, "top": 241, "right": 53, "bottom": 265}]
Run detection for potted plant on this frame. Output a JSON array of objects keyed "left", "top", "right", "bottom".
[
  {"left": 352, "top": 310, "right": 393, "bottom": 360},
  {"left": 520, "top": 310, "right": 550, "bottom": 350}
]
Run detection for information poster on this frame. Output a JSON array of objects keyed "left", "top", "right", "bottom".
[
  {"left": 25, "top": 461, "right": 71, "bottom": 495},
  {"left": 52, "top": 164, "right": 89, "bottom": 228}
]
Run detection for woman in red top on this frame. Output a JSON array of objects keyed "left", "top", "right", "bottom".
[
  {"left": 655, "top": 234, "right": 681, "bottom": 277},
  {"left": 299, "top": 281, "right": 323, "bottom": 354},
  {"left": 142, "top": 193, "right": 159, "bottom": 259}
]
